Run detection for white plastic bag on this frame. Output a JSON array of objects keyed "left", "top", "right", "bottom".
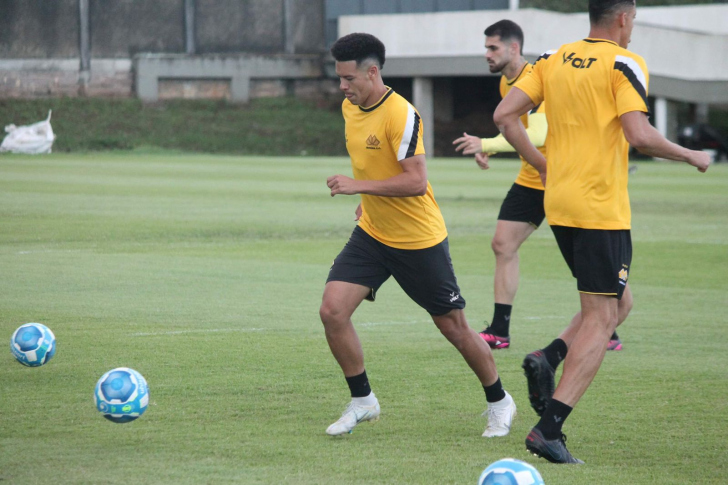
[{"left": 0, "top": 110, "right": 55, "bottom": 154}]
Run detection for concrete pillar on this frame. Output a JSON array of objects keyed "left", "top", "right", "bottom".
[
  {"left": 185, "top": 0, "right": 196, "bottom": 55},
  {"left": 413, "top": 77, "right": 434, "bottom": 157},
  {"left": 283, "top": 0, "right": 295, "bottom": 54},
  {"left": 509, "top": 0, "right": 520, "bottom": 10},
  {"left": 696, "top": 103, "right": 709, "bottom": 124},
  {"left": 655, "top": 97, "right": 679, "bottom": 143},
  {"left": 78, "top": 0, "right": 91, "bottom": 92},
  {"left": 230, "top": 75, "right": 251, "bottom": 102}
]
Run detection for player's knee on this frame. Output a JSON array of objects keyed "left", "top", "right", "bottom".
[
  {"left": 319, "top": 301, "right": 343, "bottom": 326},
  {"left": 491, "top": 235, "right": 515, "bottom": 258},
  {"left": 433, "top": 313, "right": 468, "bottom": 347},
  {"left": 439, "top": 326, "right": 467, "bottom": 349}
]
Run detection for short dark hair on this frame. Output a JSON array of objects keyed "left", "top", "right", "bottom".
[
  {"left": 484, "top": 20, "right": 524, "bottom": 55},
  {"left": 589, "top": 0, "right": 635, "bottom": 25},
  {"left": 331, "top": 33, "right": 386, "bottom": 69}
]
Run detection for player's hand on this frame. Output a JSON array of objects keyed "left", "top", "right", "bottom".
[
  {"left": 354, "top": 203, "right": 362, "bottom": 221},
  {"left": 327, "top": 174, "right": 359, "bottom": 196},
  {"left": 453, "top": 132, "right": 482, "bottom": 155},
  {"left": 474, "top": 152, "right": 490, "bottom": 170},
  {"left": 687, "top": 150, "right": 712, "bottom": 173},
  {"left": 539, "top": 171, "right": 547, "bottom": 187}
]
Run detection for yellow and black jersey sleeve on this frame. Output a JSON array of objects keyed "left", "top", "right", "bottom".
[
  {"left": 613, "top": 54, "right": 650, "bottom": 117},
  {"left": 515, "top": 50, "right": 555, "bottom": 107},
  {"left": 387, "top": 100, "right": 425, "bottom": 161}
]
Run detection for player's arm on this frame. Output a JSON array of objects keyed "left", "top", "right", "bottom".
[
  {"left": 453, "top": 112, "right": 547, "bottom": 156},
  {"left": 620, "top": 111, "right": 711, "bottom": 172},
  {"left": 327, "top": 154, "right": 428, "bottom": 197},
  {"left": 493, "top": 87, "right": 547, "bottom": 175},
  {"left": 482, "top": 111, "right": 547, "bottom": 153}
]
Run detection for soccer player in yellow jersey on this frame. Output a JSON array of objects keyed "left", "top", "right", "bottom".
[
  {"left": 320, "top": 32, "right": 516, "bottom": 438},
  {"left": 494, "top": 0, "right": 711, "bottom": 463},
  {"left": 455, "top": 20, "right": 624, "bottom": 352},
  {"left": 453, "top": 20, "right": 546, "bottom": 350}
]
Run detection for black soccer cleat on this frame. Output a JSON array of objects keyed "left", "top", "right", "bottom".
[
  {"left": 526, "top": 427, "right": 584, "bottom": 464},
  {"left": 522, "top": 350, "right": 555, "bottom": 416}
]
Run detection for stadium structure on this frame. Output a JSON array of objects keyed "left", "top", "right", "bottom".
[{"left": 1, "top": 0, "right": 726, "bottom": 154}]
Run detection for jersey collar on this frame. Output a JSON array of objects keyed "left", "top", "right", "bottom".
[
  {"left": 506, "top": 62, "right": 530, "bottom": 86},
  {"left": 583, "top": 38, "right": 618, "bottom": 46},
  {"left": 359, "top": 87, "right": 393, "bottom": 112}
]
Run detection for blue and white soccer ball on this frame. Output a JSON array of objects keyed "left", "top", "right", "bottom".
[
  {"left": 94, "top": 367, "right": 149, "bottom": 423},
  {"left": 10, "top": 322, "right": 56, "bottom": 367},
  {"left": 478, "top": 458, "right": 545, "bottom": 485}
]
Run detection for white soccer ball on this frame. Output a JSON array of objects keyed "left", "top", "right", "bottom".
[
  {"left": 478, "top": 458, "right": 545, "bottom": 485},
  {"left": 9, "top": 322, "right": 56, "bottom": 366},
  {"left": 94, "top": 367, "right": 150, "bottom": 423}
]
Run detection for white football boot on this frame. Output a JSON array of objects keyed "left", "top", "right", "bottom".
[
  {"left": 326, "top": 394, "right": 380, "bottom": 436},
  {"left": 482, "top": 391, "right": 517, "bottom": 438}
]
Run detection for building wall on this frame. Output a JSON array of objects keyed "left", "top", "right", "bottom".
[
  {"left": 0, "top": 0, "right": 79, "bottom": 58},
  {"left": 0, "top": 0, "right": 326, "bottom": 98},
  {"left": 90, "top": 0, "right": 185, "bottom": 57},
  {"left": 324, "top": 0, "right": 509, "bottom": 45}
]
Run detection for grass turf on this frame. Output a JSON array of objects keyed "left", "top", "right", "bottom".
[
  {"left": 0, "top": 97, "right": 347, "bottom": 156},
  {"left": 1, "top": 153, "right": 726, "bottom": 484}
]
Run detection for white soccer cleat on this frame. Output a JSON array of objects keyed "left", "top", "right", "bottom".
[
  {"left": 482, "top": 391, "right": 517, "bottom": 438},
  {"left": 326, "top": 398, "right": 380, "bottom": 436}
]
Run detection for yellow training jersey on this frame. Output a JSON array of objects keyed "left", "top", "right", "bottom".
[
  {"left": 515, "top": 38, "right": 650, "bottom": 230},
  {"left": 342, "top": 88, "right": 448, "bottom": 250},
  {"left": 500, "top": 63, "right": 546, "bottom": 191}
]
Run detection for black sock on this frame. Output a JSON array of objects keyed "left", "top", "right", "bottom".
[
  {"left": 345, "top": 371, "right": 371, "bottom": 398},
  {"left": 489, "top": 303, "right": 512, "bottom": 336},
  {"left": 536, "top": 398, "right": 573, "bottom": 440},
  {"left": 611, "top": 331, "right": 619, "bottom": 340},
  {"left": 483, "top": 377, "right": 506, "bottom": 403},
  {"left": 542, "top": 338, "right": 568, "bottom": 369}
]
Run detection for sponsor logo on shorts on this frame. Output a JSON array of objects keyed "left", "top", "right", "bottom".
[
  {"left": 618, "top": 265, "right": 629, "bottom": 286},
  {"left": 449, "top": 292, "right": 460, "bottom": 302}
]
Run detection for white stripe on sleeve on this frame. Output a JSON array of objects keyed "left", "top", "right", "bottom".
[
  {"left": 397, "top": 103, "right": 417, "bottom": 161},
  {"left": 615, "top": 55, "right": 647, "bottom": 93}
]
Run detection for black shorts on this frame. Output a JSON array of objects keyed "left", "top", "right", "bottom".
[
  {"left": 551, "top": 225, "right": 632, "bottom": 300},
  {"left": 327, "top": 226, "right": 466, "bottom": 316},
  {"left": 497, "top": 183, "right": 546, "bottom": 227}
]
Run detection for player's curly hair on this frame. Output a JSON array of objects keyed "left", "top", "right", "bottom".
[
  {"left": 484, "top": 20, "right": 524, "bottom": 55},
  {"left": 589, "top": 0, "right": 635, "bottom": 25},
  {"left": 330, "top": 33, "right": 385, "bottom": 69}
]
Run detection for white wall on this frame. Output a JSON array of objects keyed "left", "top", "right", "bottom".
[
  {"left": 339, "top": 6, "right": 728, "bottom": 83},
  {"left": 634, "top": 4, "right": 728, "bottom": 35}
]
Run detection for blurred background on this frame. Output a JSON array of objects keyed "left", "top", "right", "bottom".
[{"left": 1, "top": 0, "right": 726, "bottom": 158}]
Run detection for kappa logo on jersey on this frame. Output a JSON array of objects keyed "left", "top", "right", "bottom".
[
  {"left": 366, "top": 134, "right": 381, "bottom": 149},
  {"left": 563, "top": 52, "right": 597, "bottom": 69}
]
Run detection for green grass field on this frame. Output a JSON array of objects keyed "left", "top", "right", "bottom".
[{"left": 1, "top": 153, "right": 726, "bottom": 484}]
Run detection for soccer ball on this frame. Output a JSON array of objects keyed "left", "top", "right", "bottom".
[
  {"left": 10, "top": 322, "right": 56, "bottom": 366},
  {"left": 478, "top": 458, "right": 544, "bottom": 485},
  {"left": 94, "top": 367, "right": 149, "bottom": 423}
]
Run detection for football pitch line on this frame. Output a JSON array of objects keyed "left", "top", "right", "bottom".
[
  {"left": 129, "top": 320, "right": 429, "bottom": 337},
  {"left": 130, "top": 327, "right": 266, "bottom": 337}
]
